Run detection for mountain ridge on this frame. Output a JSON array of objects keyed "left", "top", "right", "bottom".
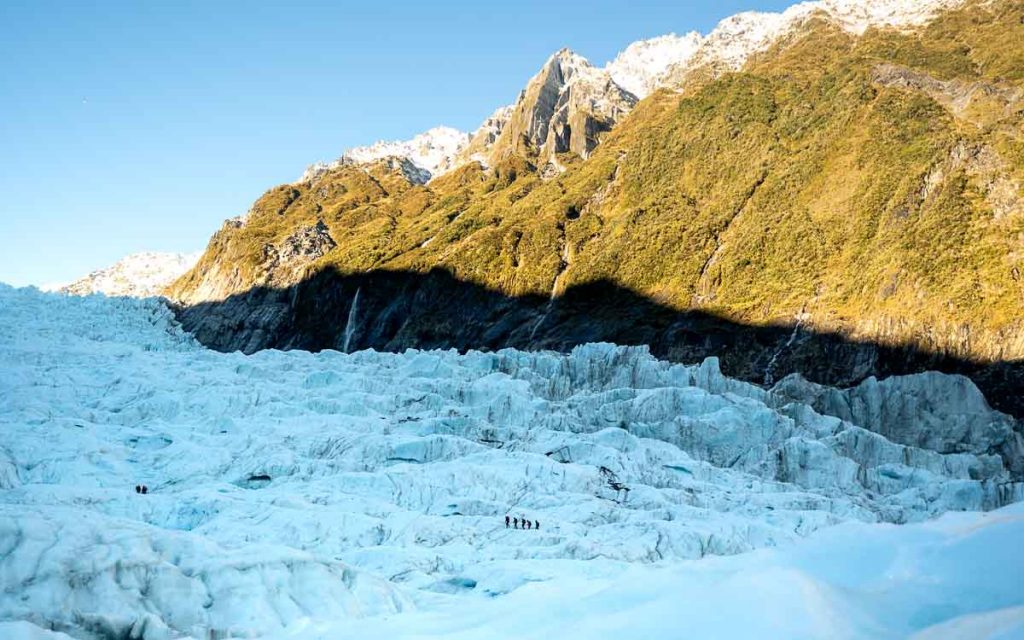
[
  {"left": 168, "top": 0, "right": 1023, "bottom": 412},
  {"left": 292, "top": 0, "right": 971, "bottom": 184}
]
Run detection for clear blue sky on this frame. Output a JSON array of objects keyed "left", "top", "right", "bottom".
[{"left": 0, "top": 0, "right": 791, "bottom": 287}]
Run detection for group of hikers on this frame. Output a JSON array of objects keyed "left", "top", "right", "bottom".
[
  {"left": 505, "top": 515, "right": 539, "bottom": 530},
  {"left": 134, "top": 484, "right": 149, "bottom": 494}
]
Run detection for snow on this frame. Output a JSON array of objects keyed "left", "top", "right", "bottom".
[
  {"left": 604, "top": 0, "right": 967, "bottom": 95},
  {"left": 53, "top": 251, "right": 201, "bottom": 298},
  {"left": 301, "top": 126, "right": 470, "bottom": 184},
  {"left": 606, "top": 33, "right": 703, "bottom": 99},
  {"left": 1, "top": 283, "right": 1021, "bottom": 638},
  {"left": 297, "top": 0, "right": 966, "bottom": 185},
  {"left": 344, "top": 126, "right": 470, "bottom": 176}
]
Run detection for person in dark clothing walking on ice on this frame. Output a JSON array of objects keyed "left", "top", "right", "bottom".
[
  {"left": 513, "top": 517, "right": 519, "bottom": 529},
  {"left": 525, "top": 519, "right": 531, "bottom": 530},
  {"left": 505, "top": 515, "right": 510, "bottom": 528},
  {"left": 535, "top": 520, "right": 540, "bottom": 530}
]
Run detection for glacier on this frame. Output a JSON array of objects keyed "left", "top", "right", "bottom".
[{"left": 1, "top": 283, "right": 1022, "bottom": 639}]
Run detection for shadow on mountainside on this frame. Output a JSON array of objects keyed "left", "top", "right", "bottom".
[{"left": 173, "top": 266, "right": 1024, "bottom": 419}]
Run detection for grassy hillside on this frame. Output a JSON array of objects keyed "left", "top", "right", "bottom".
[{"left": 170, "top": 0, "right": 1024, "bottom": 365}]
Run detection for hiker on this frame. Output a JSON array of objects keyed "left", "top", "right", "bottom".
[
  {"left": 513, "top": 517, "right": 519, "bottom": 529},
  {"left": 135, "top": 485, "right": 141, "bottom": 494},
  {"left": 525, "top": 519, "right": 531, "bottom": 530},
  {"left": 535, "top": 519, "right": 540, "bottom": 530},
  {"left": 141, "top": 485, "right": 148, "bottom": 495},
  {"left": 505, "top": 515, "right": 510, "bottom": 528}
]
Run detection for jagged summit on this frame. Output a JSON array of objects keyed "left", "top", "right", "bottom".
[
  {"left": 301, "top": 0, "right": 968, "bottom": 184},
  {"left": 483, "top": 47, "right": 637, "bottom": 170}
]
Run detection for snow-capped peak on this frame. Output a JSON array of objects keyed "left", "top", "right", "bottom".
[
  {"left": 301, "top": 0, "right": 966, "bottom": 185},
  {"left": 57, "top": 251, "right": 201, "bottom": 298},
  {"left": 301, "top": 126, "right": 471, "bottom": 185},
  {"left": 606, "top": 0, "right": 967, "bottom": 94},
  {"left": 343, "top": 125, "right": 470, "bottom": 176},
  {"left": 606, "top": 33, "right": 703, "bottom": 99},
  {"left": 812, "top": 0, "right": 967, "bottom": 34}
]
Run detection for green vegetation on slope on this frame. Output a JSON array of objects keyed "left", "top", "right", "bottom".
[{"left": 170, "top": 0, "right": 1024, "bottom": 363}]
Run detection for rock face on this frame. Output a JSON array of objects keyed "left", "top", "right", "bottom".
[
  {"left": 57, "top": 252, "right": 200, "bottom": 298},
  {"left": 486, "top": 49, "right": 637, "bottom": 170},
  {"left": 456, "top": 105, "right": 514, "bottom": 167},
  {"left": 260, "top": 220, "right": 337, "bottom": 282}
]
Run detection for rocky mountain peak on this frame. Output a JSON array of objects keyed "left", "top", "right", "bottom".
[
  {"left": 297, "top": 0, "right": 970, "bottom": 187},
  {"left": 485, "top": 46, "right": 637, "bottom": 170}
]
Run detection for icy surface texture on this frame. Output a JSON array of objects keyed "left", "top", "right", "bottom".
[{"left": 0, "top": 283, "right": 1020, "bottom": 638}]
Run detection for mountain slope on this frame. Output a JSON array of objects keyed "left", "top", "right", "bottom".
[{"left": 168, "top": 0, "right": 1024, "bottom": 413}]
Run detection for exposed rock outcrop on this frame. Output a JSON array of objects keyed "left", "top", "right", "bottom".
[
  {"left": 259, "top": 220, "right": 337, "bottom": 284},
  {"left": 486, "top": 49, "right": 637, "bottom": 169}
]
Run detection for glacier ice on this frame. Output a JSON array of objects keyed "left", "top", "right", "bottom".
[{"left": 0, "top": 283, "right": 1021, "bottom": 639}]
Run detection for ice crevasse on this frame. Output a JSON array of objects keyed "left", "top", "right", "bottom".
[{"left": 0, "top": 283, "right": 1022, "bottom": 639}]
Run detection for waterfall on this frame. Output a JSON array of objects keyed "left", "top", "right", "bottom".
[
  {"left": 342, "top": 287, "right": 361, "bottom": 354},
  {"left": 763, "top": 313, "right": 805, "bottom": 386},
  {"left": 530, "top": 241, "right": 572, "bottom": 342}
]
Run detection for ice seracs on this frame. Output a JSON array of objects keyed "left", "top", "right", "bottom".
[
  {"left": 56, "top": 251, "right": 201, "bottom": 298},
  {"left": 1, "top": 284, "right": 1022, "bottom": 637}
]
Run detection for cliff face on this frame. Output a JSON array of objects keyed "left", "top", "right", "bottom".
[
  {"left": 169, "top": 1, "right": 1024, "bottom": 415},
  {"left": 485, "top": 49, "right": 637, "bottom": 170}
]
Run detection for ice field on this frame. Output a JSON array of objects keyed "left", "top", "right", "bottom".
[{"left": 1, "top": 284, "right": 1022, "bottom": 639}]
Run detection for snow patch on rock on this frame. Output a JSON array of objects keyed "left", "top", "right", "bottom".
[
  {"left": 606, "top": 32, "right": 703, "bottom": 99},
  {"left": 301, "top": 126, "right": 471, "bottom": 184},
  {"left": 55, "top": 252, "right": 201, "bottom": 298},
  {"left": 658, "top": 0, "right": 968, "bottom": 83}
]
